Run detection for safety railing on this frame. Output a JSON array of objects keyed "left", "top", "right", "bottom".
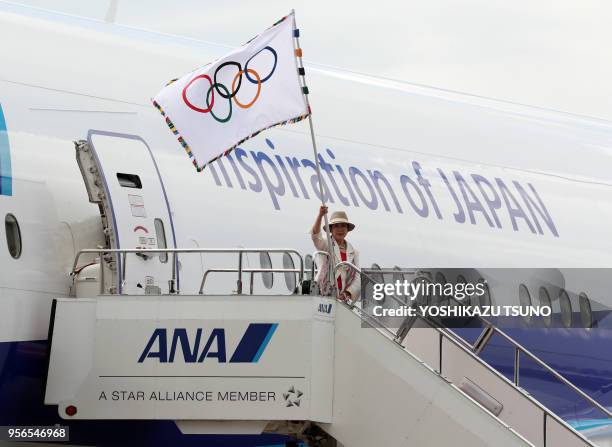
[
  {"left": 310, "top": 250, "right": 329, "bottom": 280},
  {"left": 333, "top": 261, "right": 602, "bottom": 446},
  {"left": 198, "top": 267, "right": 303, "bottom": 295},
  {"left": 70, "top": 248, "right": 304, "bottom": 296},
  {"left": 308, "top": 250, "right": 330, "bottom": 294}
]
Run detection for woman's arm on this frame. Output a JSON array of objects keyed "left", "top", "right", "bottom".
[
  {"left": 311, "top": 205, "right": 327, "bottom": 235},
  {"left": 310, "top": 206, "right": 329, "bottom": 251}
]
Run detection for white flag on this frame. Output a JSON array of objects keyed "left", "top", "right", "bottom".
[{"left": 153, "top": 12, "right": 309, "bottom": 171}]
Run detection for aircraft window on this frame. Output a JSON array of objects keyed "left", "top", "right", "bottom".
[
  {"left": 116, "top": 173, "right": 142, "bottom": 189},
  {"left": 5, "top": 213, "right": 22, "bottom": 259},
  {"left": 538, "top": 287, "right": 552, "bottom": 327},
  {"left": 117, "top": 172, "right": 142, "bottom": 189},
  {"left": 435, "top": 272, "right": 447, "bottom": 285},
  {"left": 435, "top": 272, "right": 448, "bottom": 305},
  {"left": 154, "top": 218, "right": 167, "bottom": 263},
  {"left": 455, "top": 275, "right": 468, "bottom": 306},
  {"left": 579, "top": 293, "right": 592, "bottom": 329},
  {"left": 260, "top": 252, "right": 273, "bottom": 289},
  {"left": 559, "top": 289, "right": 572, "bottom": 328},
  {"left": 518, "top": 284, "right": 532, "bottom": 323},
  {"left": 478, "top": 279, "right": 491, "bottom": 308},
  {"left": 366, "top": 263, "right": 385, "bottom": 304},
  {"left": 305, "top": 254, "right": 313, "bottom": 280},
  {"left": 393, "top": 266, "right": 403, "bottom": 283},
  {"left": 419, "top": 271, "right": 433, "bottom": 282},
  {"left": 283, "top": 253, "right": 296, "bottom": 292},
  {"left": 416, "top": 271, "right": 434, "bottom": 305},
  {"left": 414, "top": 275, "right": 430, "bottom": 306}
]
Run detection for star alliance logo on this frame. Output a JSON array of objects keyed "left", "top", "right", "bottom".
[{"left": 283, "top": 386, "right": 303, "bottom": 407}]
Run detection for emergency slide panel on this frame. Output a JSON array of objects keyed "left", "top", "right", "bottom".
[
  {"left": 44, "top": 295, "right": 334, "bottom": 422},
  {"left": 85, "top": 131, "right": 177, "bottom": 294}
]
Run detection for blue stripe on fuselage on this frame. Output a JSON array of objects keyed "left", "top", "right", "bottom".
[
  {"left": 0, "top": 104, "right": 12, "bottom": 196},
  {"left": 0, "top": 339, "right": 294, "bottom": 446}
]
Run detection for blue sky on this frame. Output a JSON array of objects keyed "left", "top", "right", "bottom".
[{"left": 8, "top": 0, "right": 612, "bottom": 121}]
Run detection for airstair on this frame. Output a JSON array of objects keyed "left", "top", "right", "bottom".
[
  {"left": 322, "top": 263, "right": 607, "bottom": 447},
  {"left": 45, "top": 132, "right": 604, "bottom": 445},
  {"left": 43, "top": 248, "right": 604, "bottom": 447}
]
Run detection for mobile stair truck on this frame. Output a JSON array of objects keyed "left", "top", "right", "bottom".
[{"left": 44, "top": 134, "right": 599, "bottom": 446}]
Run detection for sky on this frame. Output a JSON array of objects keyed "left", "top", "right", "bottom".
[{"left": 9, "top": 0, "right": 612, "bottom": 121}]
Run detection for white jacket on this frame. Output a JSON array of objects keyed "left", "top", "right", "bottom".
[{"left": 310, "top": 230, "right": 361, "bottom": 300}]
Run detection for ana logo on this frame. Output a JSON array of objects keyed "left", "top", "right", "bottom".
[
  {"left": 0, "top": 104, "right": 12, "bottom": 196},
  {"left": 138, "top": 323, "right": 278, "bottom": 363},
  {"left": 318, "top": 303, "right": 333, "bottom": 314}
]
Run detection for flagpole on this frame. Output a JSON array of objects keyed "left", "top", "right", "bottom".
[
  {"left": 306, "top": 108, "right": 337, "bottom": 297},
  {"left": 291, "top": 11, "right": 336, "bottom": 297}
]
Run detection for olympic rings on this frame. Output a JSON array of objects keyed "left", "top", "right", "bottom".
[
  {"left": 214, "top": 61, "right": 242, "bottom": 99},
  {"left": 182, "top": 74, "right": 214, "bottom": 113},
  {"left": 244, "top": 46, "right": 277, "bottom": 84},
  {"left": 206, "top": 83, "right": 232, "bottom": 123},
  {"left": 181, "top": 46, "right": 278, "bottom": 123},
  {"left": 232, "top": 69, "right": 261, "bottom": 109}
]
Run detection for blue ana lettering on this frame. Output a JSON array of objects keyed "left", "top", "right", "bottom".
[
  {"left": 139, "top": 328, "right": 225, "bottom": 363},
  {"left": 139, "top": 324, "right": 278, "bottom": 364}
]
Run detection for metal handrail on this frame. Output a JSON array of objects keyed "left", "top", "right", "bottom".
[
  {"left": 333, "top": 261, "right": 612, "bottom": 428},
  {"left": 70, "top": 248, "right": 304, "bottom": 296},
  {"left": 451, "top": 306, "right": 612, "bottom": 420},
  {"left": 198, "top": 268, "right": 303, "bottom": 295},
  {"left": 333, "top": 261, "right": 421, "bottom": 306},
  {"left": 310, "top": 250, "right": 329, "bottom": 279},
  {"left": 412, "top": 321, "right": 596, "bottom": 446}
]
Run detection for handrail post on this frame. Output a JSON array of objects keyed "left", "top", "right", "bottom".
[
  {"left": 237, "top": 250, "right": 243, "bottom": 294},
  {"left": 514, "top": 347, "right": 520, "bottom": 387},
  {"left": 297, "top": 252, "right": 304, "bottom": 288},
  {"left": 199, "top": 271, "right": 212, "bottom": 295},
  {"left": 120, "top": 252, "right": 127, "bottom": 295},
  {"left": 311, "top": 260, "right": 316, "bottom": 282},
  {"left": 99, "top": 251, "right": 105, "bottom": 295},
  {"left": 170, "top": 251, "right": 176, "bottom": 294},
  {"left": 473, "top": 325, "right": 495, "bottom": 355},
  {"left": 249, "top": 271, "right": 254, "bottom": 295}
]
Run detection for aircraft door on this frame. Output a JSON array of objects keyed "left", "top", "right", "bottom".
[{"left": 76, "top": 131, "right": 177, "bottom": 295}]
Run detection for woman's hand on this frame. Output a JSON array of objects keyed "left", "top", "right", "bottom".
[
  {"left": 338, "top": 290, "right": 352, "bottom": 303},
  {"left": 312, "top": 206, "right": 328, "bottom": 236}
]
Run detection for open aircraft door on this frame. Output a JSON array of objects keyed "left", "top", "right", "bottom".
[{"left": 75, "top": 131, "right": 177, "bottom": 295}]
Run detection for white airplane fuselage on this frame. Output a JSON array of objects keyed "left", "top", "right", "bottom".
[{"left": 1, "top": 2, "right": 612, "bottom": 443}]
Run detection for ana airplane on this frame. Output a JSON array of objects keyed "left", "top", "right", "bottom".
[{"left": 1, "top": 1, "right": 612, "bottom": 445}]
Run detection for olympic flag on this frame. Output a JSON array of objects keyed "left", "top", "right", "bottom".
[{"left": 153, "top": 12, "right": 309, "bottom": 171}]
